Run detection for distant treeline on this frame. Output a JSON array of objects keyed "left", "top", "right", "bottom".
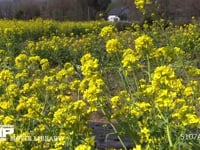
[
  {"left": 0, "top": 0, "right": 111, "bottom": 20},
  {"left": 1, "top": 0, "right": 200, "bottom": 23}
]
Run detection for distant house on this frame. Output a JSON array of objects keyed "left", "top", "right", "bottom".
[
  {"left": 107, "top": 6, "right": 129, "bottom": 20},
  {"left": 107, "top": 15, "right": 120, "bottom": 22}
]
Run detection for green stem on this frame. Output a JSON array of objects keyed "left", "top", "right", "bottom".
[
  {"left": 156, "top": 107, "right": 167, "bottom": 123},
  {"left": 167, "top": 125, "right": 173, "bottom": 147},
  {"left": 109, "top": 122, "right": 127, "bottom": 150},
  {"left": 156, "top": 107, "right": 173, "bottom": 147},
  {"left": 101, "top": 108, "right": 127, "bottom": 150},
  {"left": 132, "top": 69, "right": 139, "bottom": 90},
  {"left": 147, "top": 55, "right": 151, "bottom": 82},
  {"left": 115, "top": 53, "right": 131, "bottom": 91},
  {"left": 119, "top": 69, "right": 129, "bottom": 91}
]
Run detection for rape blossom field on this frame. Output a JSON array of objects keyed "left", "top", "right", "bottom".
[{"left": 0, "top": 18, "right": 200, "bottom": 149}]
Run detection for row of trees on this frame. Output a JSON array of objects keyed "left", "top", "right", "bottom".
[
  {"left": 0, "top": 0, "right": 200, "bottom": 22},
  {"left": 0, "top": 0, "right": 111, "bottom": 20}
]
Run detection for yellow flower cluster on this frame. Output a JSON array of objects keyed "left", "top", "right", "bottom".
[
  {"left": 150, "top": 46, "right": 185, "bottom": 63},
  {"left": 0, "top": 69, "right": 14, "bottom": 86},
  {"left": 15, "top": 54, "right": 28, "bottom": 69},
  {"left": 106, "top": 38, "right": 122, "bottom": 54},
  {"left": 99, "top": 25, "right": 116, "bottom": 38},
  {"left": 75, "top": 144, "right": 91, "bottom": 150},
  {"left": 80, "top": 53, "right": 99, "bottom": 77},
  {"left": 80, "top": 53, "right": 105, "bottom": 113},
  {"left": 122, "top": 48, "right": 141, "bottom": 72},
  {"left": 0, "top": 53, "right": 94, "bottom": 149},
  {"left": 134, "top": 34, "right": 153, "bottom": 55},
  {"left": 134, "top": 0, "right": 151, "bottom": 14}
]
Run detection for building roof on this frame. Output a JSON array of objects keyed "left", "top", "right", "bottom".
[{"left": 107, "top": 6, "right": 129, "bottom": 17}]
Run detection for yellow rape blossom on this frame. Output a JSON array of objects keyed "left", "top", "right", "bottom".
[
  {"left": 4, "top": 27, "right": 13, "bottom": 35},
  {"left": 54, "top": 134, "right": 67, "bottom": 149},
  {"left": 131, "top": 102, "right": 151, "bottom": 117},
  {"left": 65, "top": 115, "right": 77, "bottom": 127},
  {"left": 106, "top": 38, "right": 122, "bottom": 54},
  {"left": 43, "top": 75, "right": 54, "bottom": 85},
  {"left": 82, "top": 78, "right": 104, "bottom": 103},
  {"left": 150, "top": 46, "right": 185, "bottom": 62},
  {"left": 0, "top": 101, "right": 13, "bottom": 110},
  {"left": 64, "top": 62, "right": 75, "bottom": 75},
  {"left": 134, "top": 34, "right": 153, "bottom": 55},
  {"left": 57, "top": 83, "right": 67, "bottom": 91},
  {"left": 52, "top": 108, "right": 66, "bottom": 124},
  {"left": 140, "top": 127, "right": 150, "bottom": 143},
  {"left": 81, "top": 53, "right": 99, "bottom": 77},
  {"left": 122, "top": 48, "right": 141, "bottom": 72},
  {"left": 16, "top": 102, "right": 25, "bottom": 112},
  {"left": 187, "top": 66, "right": 200, "bottom": 76},
  {"left": 111, "top": 96, "right": 120, "bottom": 109},
  {"left": 70, "top": 79, "right": 80, "bottom": 90},
  {"left": 152, "top": 65, "right": 175, "bottom": 83},
  {"left": 99, "top": 25, "right": 116, "bottom": 38},
  {"left": 155, "top": 98, "right": 175, "bottom": 109},
  {"left": 184, "top": 87, "right": 194, "bottom": 97},
  {"left": 134, "top": 0, "right": 151, "bottom": 14},
  {"left": 34, "top": 124, "right": 46, "bottom": 132},
  {"left": 15, "top": 69, "right": 28, "bottom": 79},
  {"left": 46, "top": 85, "right": 55, "bottom": 93},
  {"left": 56, "top": 65, "right": 74, "bottom": 81},
  {"left": 183, "top": 114, "right": 200, "bottom": 126},
  {"left": 133, "top": 145, "right": 142, "bottom": 150},
  {"left": 75, "top": 144, "right": 91, "bottom": 150},
  {"left": 3, "top": 115, "right": 14, "bottom": 124},
  {"left": 73, "top": 100, "right": 86, "bottom": 110},
  {"left": 6, "top": 83, "right": 19, "bottom": 97},
  {"left": 20, "top": 83, "right": 30, "bottom": 94},
  {"left": 15, "top": 53, "right": 28, "bottom": 69},
  {"left": 40, "top": 58, "right": 50, "bottom": 71},
  {"left": 30, "top": 78, "right": 44, "bottom": 89},
  {"left": 28, "top": 55, "right": 41, "bottom": 64},
  {"left": 57, "top": 95, "right": 71, "bottom": 103},
  {"left": 0, "top": 69, "right": 14, "bottom": 85},
  {"left": 131, "top": 109, "right": 143, "bottom": 118}
]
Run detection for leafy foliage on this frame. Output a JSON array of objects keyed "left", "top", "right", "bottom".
[{"left": 0, "top": 19, "right": 200, "bottom": 149}]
